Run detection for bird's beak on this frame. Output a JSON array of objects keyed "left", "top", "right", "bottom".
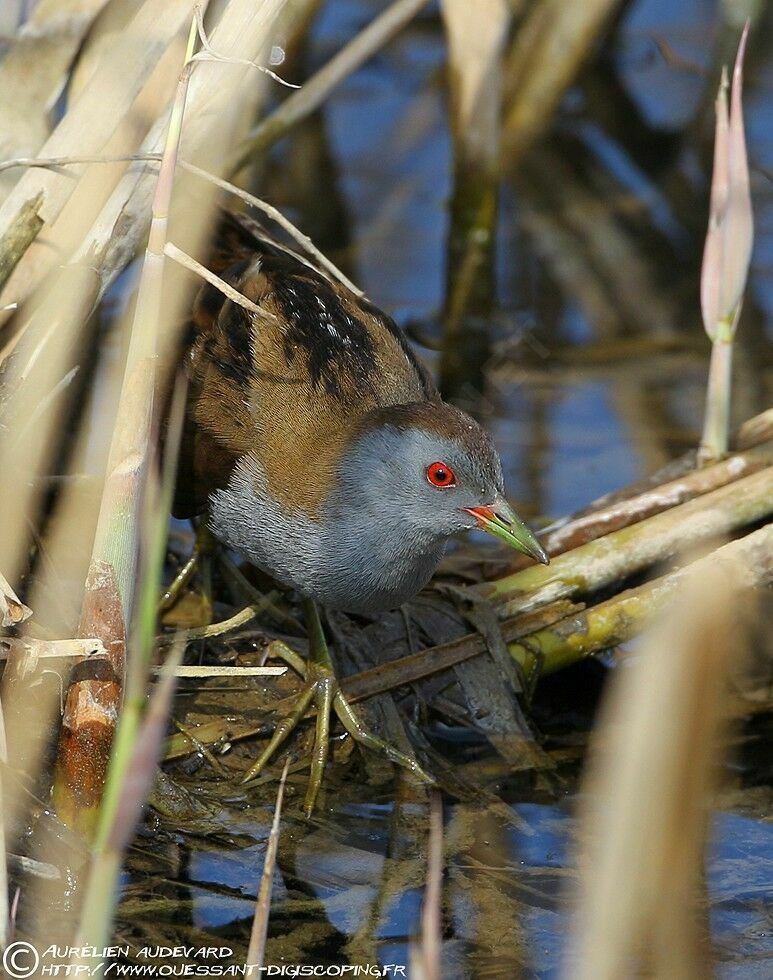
[{"left": 465, "top": 497, "right": 549, "bottom": 565}]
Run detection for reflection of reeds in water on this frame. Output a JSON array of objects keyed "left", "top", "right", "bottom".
[{"left": 439, "top": 0, "right": 509, "bottom": 406}]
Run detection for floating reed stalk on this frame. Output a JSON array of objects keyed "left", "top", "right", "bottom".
[
  {"left": 480, "top": 465, "right": 773, "bottom": 616},
  {"left": 507, "top": 521, "right": 772, "bottom": 678}
]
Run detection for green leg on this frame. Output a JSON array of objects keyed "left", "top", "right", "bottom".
[
  {"left": 159, "top": 521, "right": 216, "bottom": 617},
  {"left": 242, "top": 602, "right": 433, "bottom": 816},
  {"left": 159, "top": 550, "right": 198, "bottom": 613}
]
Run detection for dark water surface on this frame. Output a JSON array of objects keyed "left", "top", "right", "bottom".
[{"left": 121, "top": 0, "right": 773, "bottom": 976}]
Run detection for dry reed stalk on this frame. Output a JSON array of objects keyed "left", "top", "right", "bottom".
[
  {"left": 158, "top": 665, "right": 285, "bottom": 677},
  {"left": 163, "top": 241, "right": 266, "bottom": 316},
  {"left": 505, "top": 521, "right": 772, "bottom": 677},
  {"left": 346, "top": 520, "right": 771, "bottom": 694},
  {"left": 2, "top": 0, "right": 290, "bottom": 374},
  {"left": 439, "top": 0, "right": 510, "bottom": 402},
  {"left": 332, "top": 518, "right": 772, "bottom": 693},
  {"left": 0, "top": 273, "right": 96, "bottom": 600},
  {"left": 47, "top": 0, "right": 288, "bottom": 840},
  {"left": 0, "top": 696, "right": 8, "bottom": 949},
  {"left": 0, "top": 637, "right": 107, "bottom": 663},
  {"left": 247, "top": 758, "right": 290, "bottom": 972},
  {"left": 55, "top": 371, "right": 186, "bottom": 958},
  {"left": 566, "top": 556, "right": 751, "bottom": 978},
  {"left": 52, "top": 7, "right": 205, "bottom": 836},
  {"left": 156, "top": 603, "right": 262, "bottom": 644},
  {"left": 0, "top": 152, "right": 362, "bottom": 301},
  {"left": 321, "top": 524, "right": 772, "bottom": 697},
  {"left": 0, "top": 0, "right": 22, "bottom": 34},
  {"left": 31, "top": 9, "right": 190, "bottom": 318},
  {"left": 738, "top": 407, "right": 773, "bottom": 448},
  {"left": 502, "top": 0, "right": 622, "bottom": 167},
  {"left": 0, "top": 273, "right": 99, "bottom": 841},
  {"left": 0, "top": 0, "right": 111, "bottom": 201},
  {"left": 230, "top": 0, "right": 431, "bottom": 172},
  {"left": 508, "top": 439, "right": 773, "bottom": 568},
  {"left": 178, "top": 160, "right": 363, "bottom": 295},
  {"left": 0, "top": 0, "right": 196, "bottom": 306},
  {"left": 71, "top": 643, "right": 184, "bottom": 958},
  {"left": 481, "top": 465, "right": 773, "bottom": 616}
]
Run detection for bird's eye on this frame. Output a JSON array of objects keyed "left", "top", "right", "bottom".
[{"left": 426, "top": 461, "right": 456, "bottom": 488}]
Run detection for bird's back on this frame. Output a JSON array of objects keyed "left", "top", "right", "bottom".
[{"left": 175, "top": 210, "right": 437, "bottom": 519}]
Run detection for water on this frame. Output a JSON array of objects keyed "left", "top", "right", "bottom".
[{"left": 119, "top": 0, "right": 773, "bottom": 976}]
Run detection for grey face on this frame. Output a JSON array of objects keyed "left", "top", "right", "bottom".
[
  {"left": 209, "top": 408, "right": 545, "bottom": 615},
  {"left": 329, "top": 422, "right": 505, "bottom": 544}
]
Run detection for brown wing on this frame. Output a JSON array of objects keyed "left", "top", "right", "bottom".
[{"left": 174, "top": 211, "right": 437, "bottom": 518}]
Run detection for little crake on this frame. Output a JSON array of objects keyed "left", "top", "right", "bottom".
[
  {"left": 176, "top": 211, "right": 547, "bottom": 612},
  {"left": 174, "top": 211, "right": 547, "bottom": 813}
]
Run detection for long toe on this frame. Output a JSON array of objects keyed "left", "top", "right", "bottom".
[
  {"left": 241, "top": 682, "right": 316, "bottom": 784},
  {"left": 333, "top": 690, "right": 434, "bottom": 786},
  {"left": 303, "top": 673, "right": 336, "bottom": 817}
]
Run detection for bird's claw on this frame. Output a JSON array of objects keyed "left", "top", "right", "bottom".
[{"left": 241, "top": 640, "right": 433, "bottom": 816}]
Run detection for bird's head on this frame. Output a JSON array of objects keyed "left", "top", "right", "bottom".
[{"left": 331, "top": 401, "right": 549, "bottom": 565}]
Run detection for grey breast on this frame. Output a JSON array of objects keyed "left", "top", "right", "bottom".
[{"left": 208, "top": 456, "right": 446, "bottom": 613}]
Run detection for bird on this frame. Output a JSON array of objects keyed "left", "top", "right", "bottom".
[{"left": 173, "top": 209, "right": 548, "bottom": 813}]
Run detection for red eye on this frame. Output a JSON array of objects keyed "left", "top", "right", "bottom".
[{"left": 426, "top": 461, "right": 456, "bottom": 488}]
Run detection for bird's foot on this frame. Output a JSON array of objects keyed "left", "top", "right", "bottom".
[{"left": 241, "top": 639, "right": 432, "bottom": 817}]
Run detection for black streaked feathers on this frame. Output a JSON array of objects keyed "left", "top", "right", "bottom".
[{"left": 201, "top": 208, "right": 435, "bottom": 403}]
